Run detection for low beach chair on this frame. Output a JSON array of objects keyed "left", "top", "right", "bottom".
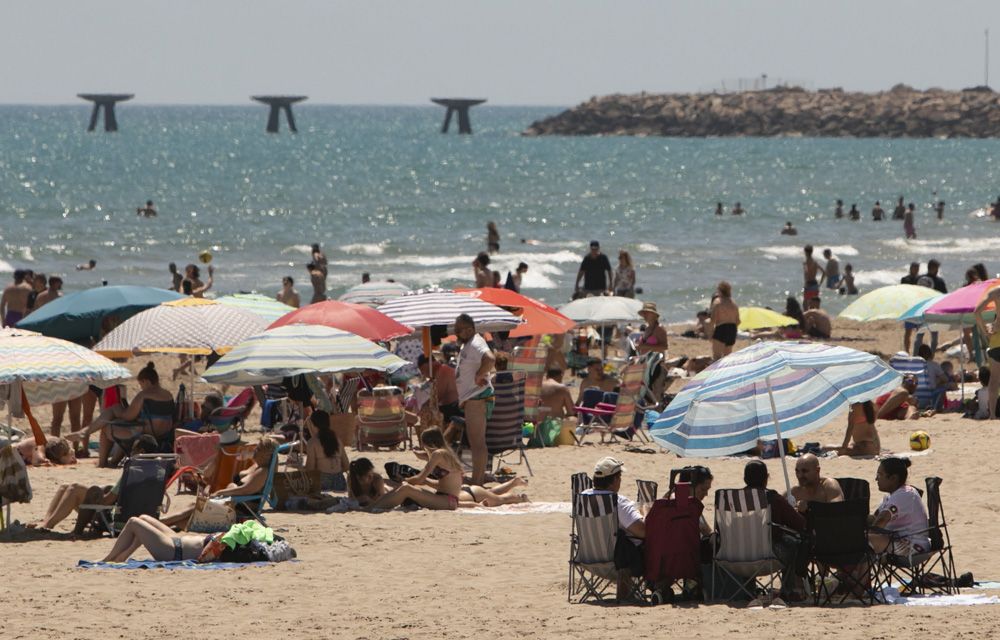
[
  {"left": 806, "top": 498, "right": 881, "bottom": 605},
  {"left": 574, "top": 362, "right": 647, "bottom": 444},
  {"left": 485, "top": 371, "right": 532, "bottom": 476},
  {"left": 205, "top": 387, "right": 256, "bottom": 434},
  {"left": 710, "top": 488, "right": 784, "bottom": 603},
  {"left": 211, "top": 442, "right": 257, "bottom": 493},
  {"left": 172, "top": 432, "right": 221, "bottom": 494},
  {"left": 876, "top": 476, "right": 958, "bottom": 595},
  {"left": 644, "top": 482, "right": 703, "bottom": 598},
  {"left": 568, "top": 491, "right": 644, "bottom": 604},
  {"left": 81, "top": 454, "right": 177, "bottom": 537},
  {"left": 357, "top": 386, "right": 409, "bottom": 451},
  {"left": 510, "top": 346, "right": 548, "bottom": 425},
  {"left": 835, "top": 477, "right": 871, "bottom": 510},
  {"left": 635, "top": 479, "right": 658, "bottom": 515},
  {"left": 229, "top": 443, "right": 291, "bottom": 523}
]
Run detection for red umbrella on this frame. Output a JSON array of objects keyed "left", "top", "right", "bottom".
[
  {"left": 454, "top": 288, "right": 576, "bottom": 337},
  {"left": 268, "top": 300, "right": 413, "bottom": 342}
]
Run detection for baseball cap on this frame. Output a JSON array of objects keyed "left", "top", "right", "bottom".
[
  {"left": 590, "top": 240, "right": 600, "bottom": 248},
  {"left": 594, "top": 456, "right": 625, "bottom": 478}
]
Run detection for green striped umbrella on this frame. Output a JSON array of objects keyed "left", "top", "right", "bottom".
[
  {"left": 216, "top": 293, "right": 297, "bottom": 323},
  {"left": 201, "top": 324, "right": 408, "bottom": 385}
]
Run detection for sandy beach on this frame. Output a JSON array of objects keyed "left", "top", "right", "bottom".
[{"left": 2, "top": 319, "right": 997, "bottom": 640}]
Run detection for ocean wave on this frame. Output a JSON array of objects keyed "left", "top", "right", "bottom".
[
  {"left": 326, "top": 249, "right": 580, "bottom": 270},
  {"left": 0, "top": 259, "right": 13, "bottom": 272},
  {"left": 339, "top": 242, "right": 386, "bottom": 256},
  {"left": 853, "top": 268, "right": 905, "bottom": 286},
  {"left": 280, "top": 244, "right": 313, "bottom": 256},
  {"left": 880, "top": 237, "right": 1000, "bottom": 254},
  {"left": 634, "top": 242, "right": 660, "bottom": 253},
  {"left": 759, "top": 244, "right": 858, "bottom": 258}
]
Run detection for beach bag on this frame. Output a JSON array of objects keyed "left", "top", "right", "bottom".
[
  {"left": 528, "top": 417, "right": 562, "bottom": 448},
  {"left": 187, "top": 495, "right": 237, "bottom": 533}
]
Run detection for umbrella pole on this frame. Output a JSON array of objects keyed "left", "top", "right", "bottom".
[
  {"left": 765, "top": 376, "right": 794, "bottom": 504},
  {"left": 959, "top": 322, "right": 965, "bottom": 403},
  {"left": 189, "top": 362, "right": 196, "bottom": 421}
]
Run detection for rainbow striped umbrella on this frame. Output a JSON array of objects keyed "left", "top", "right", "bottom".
[
  {"left": 202, "top": 324, "right": 408, "bottom": 385},
  {"left": 94, "top": 298, "right": 268, "bottom": 358},
  {"left": 650, "top": 341, "right": 900, "bottom": 495},
  {"left": 216, "top": 293, "right": 296, "bottom": 324}
]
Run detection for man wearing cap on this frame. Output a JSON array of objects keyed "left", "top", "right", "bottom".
[
  {"left": 581, "top": 456, "right": 646, "bottom": 596},
  {"left": 454, "top": 313, "right": 496, "bottom": 485},
  {"left": 574, "top": 241, "right": 613, "bottom": 297}
]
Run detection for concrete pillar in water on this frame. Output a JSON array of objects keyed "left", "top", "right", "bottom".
[
  {"left": 251, "top": 96, "right": 308, "bottom": 133},
  {"left": 77, "top": 94, "right": 134, "bottom": 132},
  {"left": 431, "top": 98, "right": 486, "bottom": 134}
]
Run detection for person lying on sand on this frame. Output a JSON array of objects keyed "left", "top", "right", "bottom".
[
  {"left": 368, "top": 428, "right": 466, "bottom": 511},
  {"left": 15, "top": 436, "right": 76, "bottom": 467},
  {"left": 100, "top": 515, "right": 214, "bottom": 563},
  {"left": 823, "top": 401, "right": 881, "bottom": 457}
]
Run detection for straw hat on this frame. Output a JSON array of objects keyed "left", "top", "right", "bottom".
[{"left": 638, "top": 301, "right": 660, "bottom": 319}]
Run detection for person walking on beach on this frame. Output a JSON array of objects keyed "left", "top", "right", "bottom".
[
  {"left": 32, "top": 276, "right": 63, "bottom": 310},
  {"left": 453, "top": 314, "right": 495, "bottom": 486},
  {"left": 834, "top": 199, "right": 844, "bottom": 219},
  {"left": 822, "top": 249, "right": 840, "bottom": 290},
  {"left": 901, "top": 261, "right": 921, "bottom": 352},
  {"left": 872, "top": 201, "right": 885, "bottom": 221},
  {"left": 710, "top": 281, "right": 739, "bottom": 360},
  {"left": 613, "top": 251, "right": 636, "bottom": 298},
  {"left": 277, "top": 276, "right": 300, "bottom": 308},
  {"left": 307, "top": 263, "right": 327, "bottom": 304},
  {"left": 486, "top": 221, "right": 500, "bottom": 254},
  {"left": 136, "top": 200, "right": 157, "bottom": 217},
  {"left": 1, "top": 270, "right": 32, "bottom": 327},
  {"left": 802, "top": 245, "right": 824, "bottom": 302},
  {"left": 904, "top": 203, "right": 917, "bottom": 239},
  {"left": 575, "top": 241, "right": 613, "bottom": 297},
  {"left": 914, "top": 259, "right": 947, "bottom": 354},
  {"left": 893, "top": 196, "right": 906, "bottom": 220}
]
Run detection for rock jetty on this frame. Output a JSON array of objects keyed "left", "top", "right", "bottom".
[{"left": 523, "top": 85, "right": 1000, "bottom": 138}]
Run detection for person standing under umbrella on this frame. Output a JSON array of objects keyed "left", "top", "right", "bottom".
[{"left": 453, "top": 313, "right": 495, "bottom": 485}]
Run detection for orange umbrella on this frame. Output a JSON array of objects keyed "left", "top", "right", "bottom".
[{"left": 454, "top": 288, "right": 576, "bottom": 337}]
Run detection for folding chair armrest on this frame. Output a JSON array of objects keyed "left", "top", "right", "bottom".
[
  {"left": 78, "top": 504, "right": 113, "bottom": 512},
  {"left": 771, "top": 523, "right": 802, "bottom": 538}
]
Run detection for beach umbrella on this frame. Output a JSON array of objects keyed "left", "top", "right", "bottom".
[
  {"left": 202, "top": 324, "right": 408, "bottom": 385},
  {"left": 649, "top": 341, "right": 901, "bottom": 496},
  {"left": 216, "top": 293, "right": 296, "bottom": 324},
  {"left": 917, "top": 279, "right": 1000, "bottom": 324},
  {"left": 898, "top": 296, "right": 947, "bottom": 323},
  {"left": 454, "top": 288, "right": 576, "bottom": 337},
  {"left": 557, "top": 296, "right": 643, "bottom": 325},
  {"left": 16, "top": 285, "right": 184, "bottom": 343},
  {"left": 838, "top": 284, "right": 944, "bottom": 322},
  {"left": 93, "top": 298, "right": 269, "bottom": 358},
  {"left": 268, "top": 300, "right": 413, "bottom": 341},
  {"left": 737, "top": 307, "right": 799, "bottom": 331},
  {"left": 376, "top": 289, "right": 523, "bottom": 332},
  {"left": 339, "top": 281, "right": 411, "bottom": 307}
]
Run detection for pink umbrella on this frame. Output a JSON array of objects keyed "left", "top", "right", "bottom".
[
  {"left": 269, "top": 300, "right": 413, "bottom": 342},
  {"left": 924, "top": 278, "right": 999, "bottom": 319}
]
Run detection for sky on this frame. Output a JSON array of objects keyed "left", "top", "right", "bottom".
[{"left": 2, "top": 1, "right": 999, "bottom": 106}]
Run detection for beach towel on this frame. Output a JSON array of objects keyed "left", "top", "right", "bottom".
[
  {"left": 77, "top": 559, "right": 282, "bottom": 570},
  {"left": 454, "top": 501, "right": 570, "bottom": 515},
  {"left": 881, "top": 587, "right": 1000, "bottom": 606}
]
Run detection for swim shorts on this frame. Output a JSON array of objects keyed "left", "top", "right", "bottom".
[
  {"left": 803, "top": 280, "right": 820, "bottom": 300},
  {"left": 3, "top": 310, "right": 23, "bottom": 328},
  {"left": 712, "top": 323, "right": 738, "bottom": 347}
]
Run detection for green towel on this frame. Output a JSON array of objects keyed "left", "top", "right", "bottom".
[{"left": 221, "top": 520, "right": 274, "bottom": 550}]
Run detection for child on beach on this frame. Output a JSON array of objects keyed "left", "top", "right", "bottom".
[{"left": 836, "top": 264, "right": 859, "bottom": 295}]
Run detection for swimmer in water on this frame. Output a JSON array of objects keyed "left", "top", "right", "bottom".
[
  {"left": 781, "top": 221, "right": 798, "bottom": 236},
  {"left": 76, "top": 259, "right": 97, "bottom": 271},
  {"left": 136, "top": 200, "right": 157, "bottom": 217}
]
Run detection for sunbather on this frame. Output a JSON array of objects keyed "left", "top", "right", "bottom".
[
  {"left": 347, "top": 458, "right": 389, "bottom": 507},
  {"left": 100, "top": 514, "right": 214, "bottom": 562},
  {"left": 875, "top": 376, "right": 921, "bottom": 421},
  {"left": 14, "top": 436, "right": 76, "bottom": 467},
  {"left": 301, "top": 410, "right": 349, "bottom": 491},
  {"left": 823, "top": 401, "right": 880, "bottom": 457},
  {"left": 368, "top": 428, "right": 464, "bottom": 511}
]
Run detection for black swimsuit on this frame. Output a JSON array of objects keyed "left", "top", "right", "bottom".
[{"left": 712, "top": 323, "right": 738, "bottom": 347}]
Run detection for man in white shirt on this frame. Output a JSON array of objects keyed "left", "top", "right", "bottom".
[{"left": 454, "top": 313, "right": 495, "bottom": 485}]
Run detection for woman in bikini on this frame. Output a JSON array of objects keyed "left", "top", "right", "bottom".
[
  {"left": 67, "top": 362, "right": 177, "bottom": 467},
  {"left": 368, "top": 428, "right": 465, "bottom": 510},
  {"left": 824, "top": 401, "right": 880, "bottom": 457},
  {"left": 301, "top": 410, "right": 350, "bottom": 491},
  {"left": 636, "top": 302, "right": 667, "bottom": 355},
  {"left": 100, "top": 514, "right": 213, "bottom": 563}
]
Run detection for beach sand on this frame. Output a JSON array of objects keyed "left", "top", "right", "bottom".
[{"left": 2, "top": 320, "right": 998, "bottom": 639}]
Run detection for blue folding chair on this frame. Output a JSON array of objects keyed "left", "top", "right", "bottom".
[{"left": 230, "top": 443, "right": 291, "bottom": 522}]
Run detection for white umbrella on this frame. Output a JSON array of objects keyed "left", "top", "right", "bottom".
[{"left": 558, "top": 296, "right": 643, "bottom": 325}]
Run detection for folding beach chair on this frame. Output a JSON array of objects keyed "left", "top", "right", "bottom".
[
  {"left": 172, "top": 432, "right": 221, "bottom": 494},
  {"left": 876, "top": 476, "right": 958, "bottom": 595},
  {"left": 806, "top": 499, "right": 881, "bottom": 605},
  {"left": 335, "top": 375, "right": 362, "bottom": 414},
  {"left": 574, "top": 362, "right": 646, "bottom": 444},
  {"left": 568, "top": 491, "right": 645, "bottom": 604},
  {"left": 569, "top": 472, "right": 595, "bottom": 568},
  {"left": 356, "top": 386, "right": 409, "bottom": 451},
  {"left": 633, "top": 351, "right": 670, "bottom": 412},
  {"left": 211, "top": 442, "right": 257, "bottom": 493},
  {"left": 644, "top": 483, "right": 703, "bottom": 598},
  {"left": 510, "top": 346, "right": 548, "bottom": 425},
  {"left": 82, "top": 454, "right": 177, "bottom": 537},
  {"left": 710, "top": 488, "right": 784, "bottom": 603},
  {"left": 229, "top": 443, "right": 291, "bottom": 523},
  {"left": 635, "top": 479, "right": 658, "bottom": 515},
  {"left": 836, "top": 477, "right": 871, "bottom": 510},
  {"left": 888, "top": 353, "right": 942, "bottom": 409},
  {"left": 485, "top": 371, "right": 532, "bottom": 476},
  {"left": 205, "top": 387, "right": 256, "bottom": 434}
]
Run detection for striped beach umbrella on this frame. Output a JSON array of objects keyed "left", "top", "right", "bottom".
[
  {"left": 838, "top": 284, "right": 943, "bottom": 322},
  {"left": 339, "top": 281, "right": 411, "bottom": 307},
  {"left": 94, "top": 298, "right": 269, "bottom": 358},
  {"left": 650, "top": 341, "right": 900, "bottom": 495},
  {"left": 216, "top": 293, "right": 296, "bottom": 324},
  {"left": 376, "top": 289, "right": 523, "bottom": 332},
  {"left": 201, "top": 324, "right": 408, "bottom": 385}
]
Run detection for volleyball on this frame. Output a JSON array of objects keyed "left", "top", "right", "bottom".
[
  {"left": 909, "top": 430, "right": 930, "bottom": 451},
  {"left": 199, "top": 250, "right": 212, "bottom": 264}
]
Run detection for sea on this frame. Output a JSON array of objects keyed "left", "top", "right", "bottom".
[{"left": 2, "top": 104, "right": 999, "bottom": 323}]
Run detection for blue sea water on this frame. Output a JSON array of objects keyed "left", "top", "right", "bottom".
[{"left": 1, "top": 104, "right": 999, "bottom": 322}]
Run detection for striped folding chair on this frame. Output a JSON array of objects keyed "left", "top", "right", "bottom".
[
  {"left": 635, "top": 479, "right": 659, "bottom": 516},
  {"left": 510, "top": 346, "right": 548, "bottom": 425},
  {"left": 568, "top": 491, "right": 643, "bottom": 604},
  {"left": 486, "top": 371, "right": 532, "bottom": 475},
  {"left": 356, "top": 386, "right": 409, "bottom": 451},
  {"left": 335, "top": 376, "right": 362, "bottom": 414},
  {"left": 710, "top": 488, "right": 784, "bottom": 603}
]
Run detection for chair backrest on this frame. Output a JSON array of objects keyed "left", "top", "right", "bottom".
[
  {"left": 511, "top": 346, "right": 548, "bottom": 421},
  {"left": 486, "top": 370, "right": 526, "bottom": 455},
  {"left": 579, "top": 387, "right": 604, "bottom": 409},
  {"left": 714, "top": 488, "right": 775, "bottom": 563},
  {"left": 643, "top": 482, "right": 703, "bottom": 582},
  {"left": 208, "top": 388, "right": 256, "bottom": 429},
  {"left": 116, "top": 454, "right": 177, "bottom": 525},
  {"left": 609, "top": 392, "right": 637, "bottom": 431},
  {"left": 636, "top": 479, "right": 659, "bottom": 508},
  {"left": 889, "top": 353, "right": 926, "bottom": 376},
  {"left": 211, "top": 443, "right": 257, "bottom": 493},
  {"left": 924, "top": 476, "right": 948, "bottom": 551},
  {"left": 806, "top": 499, "right": 870, "bottom": 563},
  {"left": 231, "top": 443, "right": 287, "bottom": 512},
  {"left": 572, "top": 492, "right": 619, "bottom": 564},
  {"left": 618, "top": 362, "right": 645, "bottom": 398},
  {"left": 174, "top": 433, "right": 221, "bottom": 470},
  {"left": 571, "top": 472, "right": 593, "bottom": 508},
  {"left": 336, "top": 376, "right": 362, "bottom": 413},
  {"left": 836, "top": 477, "right": 871, "bottom": 509},
  {"left": 357, "top": 386, "right": 407, "bottom": 446}
]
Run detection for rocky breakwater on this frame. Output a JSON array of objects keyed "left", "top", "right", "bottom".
[{"left": 524, "top": 85, "right": 1000, "bottom": 138}]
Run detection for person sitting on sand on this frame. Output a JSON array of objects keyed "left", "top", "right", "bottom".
[
  {"left": 803, "top": 297, "right": 832, "bottom": 339},
  {"left": 368, "top": 428, "right": 465, "bottom": 511},
  {"left": 581, "top": 457, "right": 646, "bottom": 598},
  {"left": 540, "top": 368, "right": 575, "bottom": 419},
  {"left": 868, "top": 458, "right": 930, "bottom": 556},
  {"left": 30, "top": 436, "right": 159, "bottom": 533},
  {"left": 787, "top": 454, "right": 844, "bottom": 513},
  {"left": 781, "top": 221, "right": 798, "bottom": 236},
  {"left": 875, "top": 376, "right": 921, "bottom": 421},
  {"left": 67, "top": 362, "right": 177, "bottom": 468},
  {"left": 99, "top": 514, "right": 215, "bottom": 563},
  {"left": 576, "top": 357, "right": 617, "bottom": 403},
  {"left": 823, "top": 401, "right": 880, "bottom": 457},
  {"left": 301, "top": 410, "right": 349, "bottom": 492},
  {"left": 348, "top": 458, "right": 389, "bottom": 507},
  {"left": 15, "top": 436, "right": 76, "bottom": 467}
]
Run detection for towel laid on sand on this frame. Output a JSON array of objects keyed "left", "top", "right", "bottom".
[{"left": 77, "top": 559, "right": 281, "bottom": 570}]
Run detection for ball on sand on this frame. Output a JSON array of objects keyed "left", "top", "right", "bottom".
[
  {"left": 199, "top": 250, "right": 212, "bottom": 264},
  {"left": 909, "top": 430, "right": 930, "bottom": 451}
]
